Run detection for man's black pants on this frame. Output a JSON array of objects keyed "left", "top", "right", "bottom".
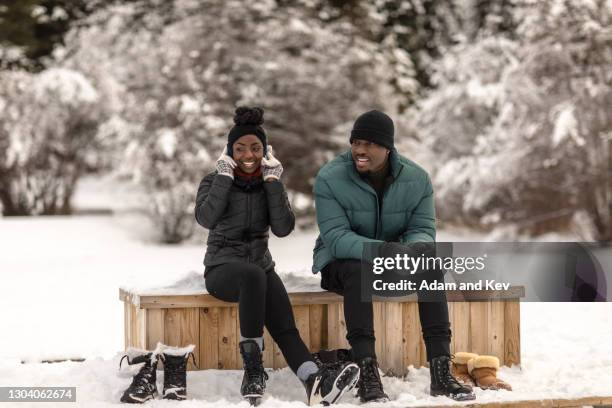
[{"left": 321, "top": 259, "right": 451, "bottom": 362}]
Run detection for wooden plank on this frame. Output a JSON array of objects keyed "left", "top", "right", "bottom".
[
  {"left": 309, "top": 304, "right": 326, "bottom": 352},
  {"left": 146, "top": 308, "right": 164, "bottom": 351},
  {"left": 262, "top": 328, "right": 274, "bottom": 369},
  {"left": 163, "top": 307, "right": 200, "bottom": 370},
  {"left": 130, "top": 303, "right": 138, "bottom": 349},
  {"left": 327, "top": 303, "right": 349, "bottom": 350},
  {"left": 402, "top": 302, "right": 420, "bottom": 369},
  {"left": 383, "top": 302, "right": 404, "bottom": 376},
  {"left": 125, "top": 287, "right": 526, "bottom": 309},
  {"left": 293, "top": 305, "right": 311, "bottom": 350},
  {"left": 469, "top": 301, "right": 489, "bottom": 356},
  {"left": 217, "top": 307, "right": 238, "bottom": 369},
  {"left": 373, "top": 302, "right": 385, "bottom": 360},
  {"left": 124, "top": 302, "right": 129, "bottom": 350},
  {"left": 418, "top": 319, "right": 428, "bottom": 367},
  {"left": 488, "top": 300, "right": 505, "bottom": 360},
  {"left": 137, "top": 307, "right": 147, "bottom": 349},
  {"left": 452, "top": 302, "right": 470, "bottom": 354},
  {"left": 504, "top": 299, "right": 521, "bottom": 366},
  {"left": 327, "top": 303, "right": 341, "bottom": 350},
  {"left": 199, "top": 307, "right": 219, "bottom": 369},
  {"left": 337, "top": 303, "right": 350, "bottom": 349}
]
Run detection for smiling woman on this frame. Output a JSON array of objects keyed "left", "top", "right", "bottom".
[{"left": 191, "top": 106, "right": 360, "bottom": 406}]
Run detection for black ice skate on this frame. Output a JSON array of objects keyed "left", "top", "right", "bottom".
[
  {"left": 160, "top": 344, "right": 196, "bottom": 400},
  {"left": 239, "top": 340, "right": 268, "bottom": 406},
  {"left": 356, "top": 357, "right": 389, "bottom": 403},
  {"left": 303, "top": 362, "right": 360, "bottom": 406},
  {"left": 429, "top": 355, "right": 476, "bottom": 401},
  {"left": 119, "top": 349, "right": 159, "bottom": 403}
]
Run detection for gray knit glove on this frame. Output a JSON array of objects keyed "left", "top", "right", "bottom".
[
  {"left": 262, "top": 145, "right": 283, "bottom": 181},
  {"left": 215, "top": 149, "right": 236, "bottom": 179}
]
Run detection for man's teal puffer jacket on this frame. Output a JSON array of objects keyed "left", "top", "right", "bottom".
[{"left": 312, "top": 149, "right": 435, "bottom": 273}]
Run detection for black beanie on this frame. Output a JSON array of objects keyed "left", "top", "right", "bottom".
[
  {"left": 227, "top": 106, "right": 267, "bottom": 156},
  {"left": 350, "top": 110, "right": 394, "bottom": 150}
]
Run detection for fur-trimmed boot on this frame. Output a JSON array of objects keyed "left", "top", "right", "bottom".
[
  {"left": 160, "top": 344, "right": 196, "bottom": 400},
  {"left": 451, "top": 352, "right": 478, "bottom": 387},
  {"left": 468, "top": 355, "right": 512, "bottom": 391},
  {"left": 119, "top": 346, "right": 162, "bottom": 403}
]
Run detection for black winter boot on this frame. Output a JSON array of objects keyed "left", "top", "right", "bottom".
[
  {"left": 160, "top": 345, "right": 196, "bottom": 400},
  {"left": 119, "top": 351, "right": 159, "bottom": 403},
  {"left": 239, "top": 340, "right": 268, "bottom": 406},
  {"left": 356, "top": 357, "right": 389, "bottom": 403},
  {"left": 303, "top": 362, "right": 359, "bottom": 406},
  {"left": 429, "top": 355, "right": 476, "bottom": 401}
]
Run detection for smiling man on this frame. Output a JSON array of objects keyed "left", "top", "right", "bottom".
[{"left": 312, "top": 110, "right": 475, "bottom": 402}]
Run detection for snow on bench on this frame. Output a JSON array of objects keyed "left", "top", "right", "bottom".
[{"left": 119, "top": 271, "right": 523, "bottom": 376}]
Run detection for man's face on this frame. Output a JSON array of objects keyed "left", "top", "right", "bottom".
[{"left": 350, "top": 138, "right": 389, "bottom": 174}]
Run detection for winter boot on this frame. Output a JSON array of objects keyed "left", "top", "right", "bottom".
[
  {"left": 356, "top": 357, "right": 389, "bottom": 403},
  {"left": 451, "top": 352, "right": 478, "bottom": 387},
  {"left": 160, "top": 344, "right": 196, "bottom": 400},
  {"left": 468, "top": 355, "right": 512, "bottom": 391},
  {"left": 303, "top": 362, "right": 360, "bottom": 405},
  {"left": 239, "top": 340, "right": 268, "bottom": 406},
  {"left": 311, "top": 348, "right": 353, "bottom": 371},
  {"left": 430, "top": 355, "right": 476, "bottom": 401},
  {"left": 119, "top": 348, "right": 159, "bottom": 403}
]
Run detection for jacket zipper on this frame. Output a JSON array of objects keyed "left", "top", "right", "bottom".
[
  {"left": 377, "top": 166, "right": 403, "bottom": 239},
  {"left": 246, "top": 192, "right": 251, "bottom": 262}
]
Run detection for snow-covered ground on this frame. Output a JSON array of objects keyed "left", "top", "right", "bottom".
[{"left": 1, "top": 177, "right": 611, "bottom": 406}]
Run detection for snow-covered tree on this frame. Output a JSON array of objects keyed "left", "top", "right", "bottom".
[
  {"left": 57, "top": 0, "right": 410, "bottom": 242},
  {"left": 416, "top": 0, "right": 612, "bottom": 241},
  {"left": 0, "top": 67, "right": 108, "bottom": 215}
]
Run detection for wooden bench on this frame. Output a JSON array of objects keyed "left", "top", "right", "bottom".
[{"left": 120, "top": 287, "right": 523, "bottom": 376}]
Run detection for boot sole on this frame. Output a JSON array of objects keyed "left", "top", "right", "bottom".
[
  {"left": 431, "top": 388, "right": 476, "bottom": 401},
  {"left": 315, "top": 363, "right": 360, "bottom": 406},
  {"left": 243, "top": 395, "right": 263, "bottom": 406},
  {"left": 120, "top": 390, "right": 158, "bottom": 403}
]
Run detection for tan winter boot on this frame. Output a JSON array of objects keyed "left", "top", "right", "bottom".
[
  {"left": 467, "top": 355, "right": 512, "bottom": 391},
  {"left": 451, "top": 352, "right": 478, "bottom": 387}
]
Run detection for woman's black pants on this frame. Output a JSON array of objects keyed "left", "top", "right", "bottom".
[
  {"left": 321, "top": 259, "right": 451, "bottom": 362},
  {"left": 205, "top": 262, "right": 312, "bottom": 373}
]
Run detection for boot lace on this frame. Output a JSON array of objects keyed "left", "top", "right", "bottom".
[
  {"left": 433, "top": 356, "right": 462, "bottom": 387},
  {"left": 119, "top": 354, "right": 156, "bottom": 393},
  {"left": 245, "top": 358, "right": 269, "bottom": 383},
  {"left": 360, "top": 360, "right": 384, "bottom": 392},
  {"left": 162, "top": 352, "right": 197, "bottom": 387},
  {"left": 241, "top": 349, "right": 268, "bottom": 384}
]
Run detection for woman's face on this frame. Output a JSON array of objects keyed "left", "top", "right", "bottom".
[{"left": 232, "top": 134, "right": 264, "bottom": 173}]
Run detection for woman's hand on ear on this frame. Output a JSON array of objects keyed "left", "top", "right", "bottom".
[
  {"left": 262, "top": 145, "right": 283, "bottom": 181},
  {"left": 216, "top": 148, "right": 236, "bottom": 179}
]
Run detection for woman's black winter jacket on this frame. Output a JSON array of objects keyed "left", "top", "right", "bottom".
[{"left": 195, "top": 172, "right": 295, "bottom": 274}]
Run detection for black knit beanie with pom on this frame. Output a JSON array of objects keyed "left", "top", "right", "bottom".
[{"left": 227, "top": 106, "right": 267, "bottom": 156}]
